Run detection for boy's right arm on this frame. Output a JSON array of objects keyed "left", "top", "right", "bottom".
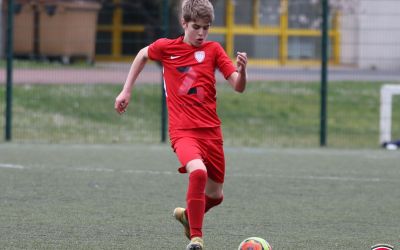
[{"left": 115, "top": 46, "right": 149, "bottom": 114}]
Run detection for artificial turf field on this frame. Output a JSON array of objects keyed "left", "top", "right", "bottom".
[{"left": 0, "top": 143, "right": 399, "bottom": 249}]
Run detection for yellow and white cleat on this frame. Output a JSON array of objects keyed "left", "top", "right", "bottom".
[
  {"left": 186, "top": 237, "right": 204, "bottom": 250},
  {"left": 173, "top": 207, "right": 190, "bottom": 239}
]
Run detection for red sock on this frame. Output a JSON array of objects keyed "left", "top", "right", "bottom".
[
  {"left": 186, "top": 169, "right": 207, "bottom": 239},
  {"left": 185, "top": 195, "right": 222, "bottom": 219},
  {"left": 205, "top": 195, "right": 223, "bottom": 213}
]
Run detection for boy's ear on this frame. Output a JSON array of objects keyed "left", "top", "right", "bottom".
[{"left": 181, "top": 18, "right": 187, "bottom": 28}]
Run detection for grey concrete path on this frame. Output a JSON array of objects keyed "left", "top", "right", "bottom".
[{"left": 1, "top": 63, "right": 399, "bottom": 84}]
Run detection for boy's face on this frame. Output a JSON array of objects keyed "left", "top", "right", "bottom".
[{"left": 182, "top": 18, "right": 210, "bottom": 47}]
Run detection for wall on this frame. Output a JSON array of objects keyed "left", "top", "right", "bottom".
[
  {"left": 358, "top": 0, "right": 400, "bottom": 70},
  {"left": 340, "top": 8, "right": 359, "bottom": 66}
]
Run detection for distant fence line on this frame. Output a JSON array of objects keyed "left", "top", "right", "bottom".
[{"left": 1, "top": 0, "right": 400, "bottom": 148}]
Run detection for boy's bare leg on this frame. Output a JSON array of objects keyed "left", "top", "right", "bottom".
[{"left": 205, "top": 178, "right": 224, "bottom": 213}]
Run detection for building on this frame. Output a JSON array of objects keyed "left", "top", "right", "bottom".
[
  {"left": 4, "top": 0, "right": 399, "bottom": 70},
  {"left": 340, "top": 0, "right": 400, "bottom": 70},
  {"left": 95, "top": 0, "right": 341, "bottom": 66}
]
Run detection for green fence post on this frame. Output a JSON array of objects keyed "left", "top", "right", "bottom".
[
  {"left": 320, "top": 0, "right": 329, "bottom": 147},
  {"left": 160, "top": 0, "right": 169, "bottom": 143},
  {"left": 5, "top": 0, "right": 14, "bottom": 141}
]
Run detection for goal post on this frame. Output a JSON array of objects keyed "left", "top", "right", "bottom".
[{"left": 379, "top": 84, "right": 400, "bottom": 145}]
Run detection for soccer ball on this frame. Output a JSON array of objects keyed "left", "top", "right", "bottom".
[{"left": 238, "top": 237, "right": 272, "bottom": 250}]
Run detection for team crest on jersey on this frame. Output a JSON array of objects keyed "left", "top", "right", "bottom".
[{"left": 194, "top": 51, "right": 205, "bottom": 63}]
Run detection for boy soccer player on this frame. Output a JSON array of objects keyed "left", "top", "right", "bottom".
[{"left": 114, "top": 0, "right": 247, "bottom": 249}]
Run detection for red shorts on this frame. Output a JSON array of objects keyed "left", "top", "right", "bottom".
[{"left": 170, "top": 128, "right": 225, "bottom": 183}]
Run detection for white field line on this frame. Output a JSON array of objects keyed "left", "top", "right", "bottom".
[
  {"left": 228, "top": 173, "right": 382, "bottom": 182},
  {"left": 75, "top": 167, "right": 115, "bottom": 172},
  {"left": 74, "top": 168, "right": 176, "bottom": 176},
  {"left": 0, "top": 163, "right": 25, "bottom": 169},
  {"left": 73, "top": 167, "right": 382, "bottom": 182},
  {"left": 0, "top": 164, "right": 385, "bottom": 182}
]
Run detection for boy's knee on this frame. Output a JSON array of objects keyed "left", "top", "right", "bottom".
[{"left": 186, "top": 159, "right": 207, "bottom": 173}]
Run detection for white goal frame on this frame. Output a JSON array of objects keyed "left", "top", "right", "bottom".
[{"left": 380, "top": 84, "right": 400, "bottom": 144}]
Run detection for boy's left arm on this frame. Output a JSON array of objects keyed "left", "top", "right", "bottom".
[{"left": 227, "top": 52, "right": 247, "bottom": 93}]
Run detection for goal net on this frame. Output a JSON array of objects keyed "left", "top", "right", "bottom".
[{"left": 380, "top": 84, "right": 400, "bottom": 145}]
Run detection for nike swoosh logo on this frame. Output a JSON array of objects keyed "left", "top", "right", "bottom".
[{"left": 170, "top": 55, "right": 181, "bottom": 59}]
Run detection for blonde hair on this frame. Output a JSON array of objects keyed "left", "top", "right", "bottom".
[{"left": 181, "top": 0, "right": 214, "bottom": 23}]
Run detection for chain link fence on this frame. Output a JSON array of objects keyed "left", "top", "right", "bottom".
[{"left": 1, "top": 0, "right": 400, "bottom": 148}]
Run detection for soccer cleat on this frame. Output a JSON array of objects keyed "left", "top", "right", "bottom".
[
  {"left": 186, "top": 237, "right": 204, "bottom": 250},
  {"left": 173, "top": 207, "right": 190, "bottom": 239}
]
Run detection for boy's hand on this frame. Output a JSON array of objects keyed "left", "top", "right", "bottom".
[
  {"left": 236, "top": 52, "right": 247, "bottom": 73},
  {"left": 115, "top": 91, "right": 131, "bottom": 114}
]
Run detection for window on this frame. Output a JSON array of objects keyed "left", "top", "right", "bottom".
[
  {"left": 288, "top": 1, "right": 324, "bottom": 29},
  {"left": 234, "top": 35, "right": 279, "bottom": 59},
  {"left": 96, "top": 31, "right": 112, "bottom": 55},
  {"left": 122, "top": 32, "right": 145, "bottom": 55},
  {"left": 122, "top": 2, "right": 160, "bottom": 25},
  {"left": 213, "top": 0, "right": 226, "bottom": 26},
  {"left": 288, "top": 37, "right": 332, "bottom": 60},
  {"left": 208, "top": 34, "right": 226, "bottom": 48},
  {"left": 97, "top": 0, "right": 114, "bottom": 25},
  {"left": 234, "top": 0, "right": 255, "bottom": 25},
  {"left": 259, "top": 0, "right": 280, "bottom": 26}
]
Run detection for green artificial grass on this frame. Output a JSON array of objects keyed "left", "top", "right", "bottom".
[
  {"left": 0, "top": 81, "right": 399, "bottom": 147},
  {"left": 0, "top": 144, "right": 399, "bottom": 249}
]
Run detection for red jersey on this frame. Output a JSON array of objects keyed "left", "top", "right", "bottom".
[{"left": 147, "top": 36, "right": 236, "bottom": 136}]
